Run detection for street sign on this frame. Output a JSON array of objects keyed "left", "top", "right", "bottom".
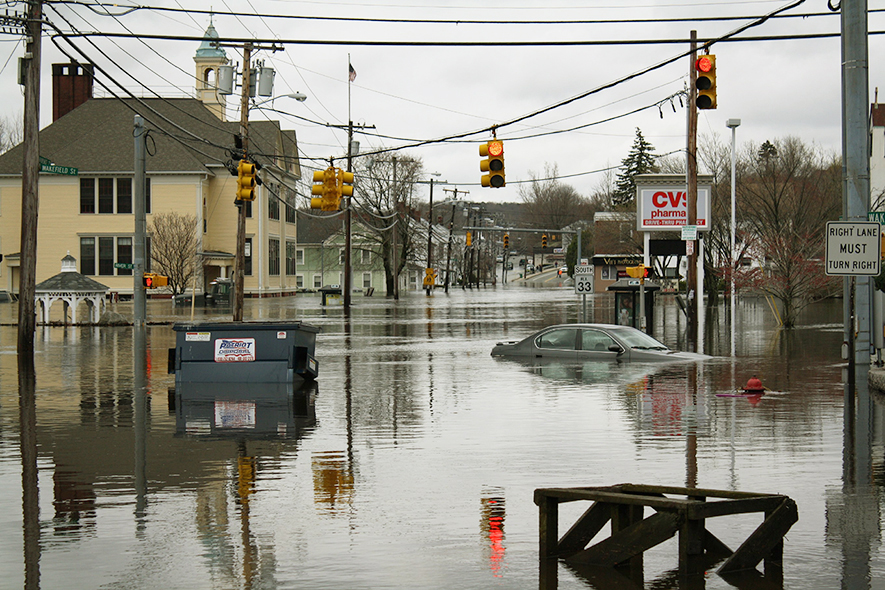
[
  {"left": 825, "top": 221, "right": 881, "bottom": 276},
  {"left": 574, "top": 271, "right": 593, "bottom": 295},
  {"left": 114, "top": 262, "right": 134, "bottom": 269},
  {"left": 681, "top": 225, "right": 697, "bottom": 241},
  {"left": 40, "top": 162, "right": 78, "bottom": 176},
  {"left": 868, "top": 211, "right": 885, "bottom": 225},
  {"left": 574, "top": 264, "right": 592, "bottom": 274}
]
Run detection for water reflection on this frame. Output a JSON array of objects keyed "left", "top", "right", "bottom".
[{"left": 4, "top": 293, "right": 885, "bottom": 588}]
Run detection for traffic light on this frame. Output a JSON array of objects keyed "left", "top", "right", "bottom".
[
  {"left": 503, "top": 233, "right": 510, "bottom": 250},
  {"left": 466, "top": 231, "right": 472, "bottom": 247},
  {"left": 480, "top": 140, "right": 505, "bottom": 188},
  {"left": 143, "top": 273, "right": 168, "bottom": 288},
  {"left": 695, "top": 54, "right": 716, "bottom": 110},
  {"left": 338, "top": 169, "right": 354, "bottom": 203},
  {"left": 626, "top": 265, "right": 647, "bottom": 278},
  {"left": 236, "top": 159, "right": 257, "bottom": 201},
  {"left": 311, "top": 167, "right": 340, "bottom": 211},
  {"left": 541, "top": 234, "right": 548, "bottom": 248}
]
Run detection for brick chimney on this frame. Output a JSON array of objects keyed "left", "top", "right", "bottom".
[{"left": 52, "top": 62, "right": 93, "bottom": 121}]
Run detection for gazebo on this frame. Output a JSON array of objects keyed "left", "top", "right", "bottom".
[{"left": 35, "top": 254, "right": 109, "bottom": 324}]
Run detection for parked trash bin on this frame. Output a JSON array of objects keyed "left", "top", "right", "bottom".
[{"left": 169, "top": 321, "right": 320, "bottom": 384}]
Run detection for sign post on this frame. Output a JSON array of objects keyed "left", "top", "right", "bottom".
[{"left": 574, "top": 264, "right": 592, "bottom": 323}]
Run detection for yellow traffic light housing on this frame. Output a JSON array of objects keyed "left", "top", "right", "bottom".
[
  {"left": 541, "top": 234, "right": 548, "bottom": 248},
  {"left": 503, "top": 233, "right": 510, "bottom": 250},
  {"left": 695, "top": 54, "right": 716, "bottom": 110},
  {"left": 466, "top": 231, "right": 472, "bottom": 247},
  {"left": 626, "top": 265, "right": 647, "bottom": 279},
  {"left": 310, "top": 167, "right": 340, "bottom": 211},
  {"left": 480, "top": 140, "right": 505, "bottom": 188},
  {"left": 338, "top": 169, "right": 354, "bottom": 201},
  {"left": 236, "top": 159, "right": 257, "bottom": 201}
]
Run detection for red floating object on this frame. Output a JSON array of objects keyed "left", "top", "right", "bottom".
[{"left": 743, "top": 376, "right": 765, "bottom": 393}]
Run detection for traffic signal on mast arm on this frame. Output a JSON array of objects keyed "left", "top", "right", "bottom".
[
  {"left": 236, "top": 159, "right": 257, "bottom": 201},
  {"left": 503, "top": 233, "right": 510, "bottom": 250},
  {"left": 480, "top": 140, "right": 505, "bottom": 188},
  {"left": 626, "top": 265, "right": 648, "bottom": 279},
  {"left": 541, "top": 234, "right": 548, "bottom": 248},
  {"left": 695, "top": 54, "right": 717, "bottom": 110},
  {"left": 311, "top": 167, "right": 340, "bottom": 211},
  {"left": 338, "top": 169, "right": 355, "bottom": 205}
]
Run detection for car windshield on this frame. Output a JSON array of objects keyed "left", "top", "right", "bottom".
[{"left": 610, "top": 328, "right": 670, "bottom": 350}]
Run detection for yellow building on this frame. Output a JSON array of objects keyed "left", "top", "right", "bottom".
[{"left": 0, "top": 23, "right": 302, "bottom": 298}]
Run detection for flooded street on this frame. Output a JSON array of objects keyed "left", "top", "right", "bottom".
[{"left": 1, "top": 286, "right": 883, "bottom": 589}]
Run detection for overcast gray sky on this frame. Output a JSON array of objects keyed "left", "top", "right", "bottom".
[{"left": 2, "top": 0, "right": 884, "bottom": 203}]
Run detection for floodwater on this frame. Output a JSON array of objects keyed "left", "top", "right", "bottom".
[{"left": 0, "top": 286, "right": 883, "bottom": 589}]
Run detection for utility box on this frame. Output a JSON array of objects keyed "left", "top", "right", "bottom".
[
  {"left": 607, "top": 279, "right": 660, "bottom": 335},
  {"left": 169, "top": 321, "right": 320, "bottom": 384}
]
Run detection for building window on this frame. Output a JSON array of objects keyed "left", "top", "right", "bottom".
[
  {"left": 268, "top": 184, "right": 280, "bottom": 220},
  {"left": 268, "top": 237, "right": 280, "bottom": 276},
  {"left": 116, "top": 237, "right": 132, "bottom": 275},
  {"left": 339, "top": 248, "right": 345, "bottom": 265},
  {"left": 98, "top": 178, "right": 114, "bottom": 214},
  {"left": 80, "top": 237, "right": 95, "bottom": 274},
  {"left": 144, "top": 177, "right": 151, "bottom": 214},
  {"left": 360, "top": 249, "right": 372, "bottom": 264},
  {"left": 98, "top": 236, "right": 115, "bottom": 275},
  {"left": 313, "top": 274, "right": 322, "bottom": 289},
  {"left": 296, "top": 275, "right": 304, "bottom": 289},
  {"left": 80, "top": 177, "right": 139, "bottom": 214},
  {"left": 601, "top": 265, "right": 616, "bottom": 280},
  {"left": 286, "top": 241, "right": 297, "bottom": 275},
  {"left": 285, "top": 186, "right": 297, "bottom": 224},
  {"left": 116, "top": 178, "right": 132, "bottom": 214},
  {"left": 80, "top": 179, "right": 95, "bottom": 214},
  {"left": 81, "top": 236, "right": 138, "bottom": 276},
  {"left": 362, "top": 272, "right": 372, "bottom": 289},
  {"left": 296, "top": 249, "right": 304, "bottom": 265},
  {"left": 245, "top": 237, "right": 252, "bottom": 276}
]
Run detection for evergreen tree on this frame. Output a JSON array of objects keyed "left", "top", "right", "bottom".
[{"left": 613, "top": 128, "right": 658, "bottom": 206}]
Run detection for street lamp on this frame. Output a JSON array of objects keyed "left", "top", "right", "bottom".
[
  {"left": 726, "top": 118, "right": 741, "bottom": 357},
  {"left": 251, "top": 92, "right": 307, "bottom": 108}
]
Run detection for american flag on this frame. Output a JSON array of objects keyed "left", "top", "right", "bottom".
[{"left": 348, "top": 63, "right": 357, "bottom": 83}]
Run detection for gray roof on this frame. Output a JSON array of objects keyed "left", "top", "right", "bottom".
[
  {"left": 296, "top": 213, "right": 345, "bottom": 245},
  {"left": 36, "top": 271, "right": 109, "bottom": 293},
  {"left": 0, "top": 97, "right": 295, "bottom": 177}
]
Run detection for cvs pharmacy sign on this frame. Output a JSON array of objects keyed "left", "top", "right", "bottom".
[{"left": 637, "top": 185, "right": 711, "bottom": 231}]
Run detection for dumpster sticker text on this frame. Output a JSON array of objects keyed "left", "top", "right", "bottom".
[
  {"left": 185, "top": 332, "right": 211, "bottom": 342},
  {"left": 214, "top": 338, "right": 256, "bottom": 362}
]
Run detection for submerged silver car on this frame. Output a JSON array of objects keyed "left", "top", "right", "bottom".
[{"left": 491, "top": 323, "right": 709, "bottom": 362}]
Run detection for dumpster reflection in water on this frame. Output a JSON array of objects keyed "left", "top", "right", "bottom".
[{"left": 171, "top": 381, "right": 317, "bottom": 439}]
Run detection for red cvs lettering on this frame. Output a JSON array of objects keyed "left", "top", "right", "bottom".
[{"left": 652, "top": 191, "right": 686, "bottom": 208}]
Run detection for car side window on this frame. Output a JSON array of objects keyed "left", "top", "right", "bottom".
[
  {"left": 581, "top": 329, "right": 616, "bottom": 352},
  {"left": 537, "top": 329, "right": 578, "bottom": 350}
]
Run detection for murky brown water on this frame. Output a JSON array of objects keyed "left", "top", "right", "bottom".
[{"left": 0, "top": 287, "right": 882, "bottom": 589}]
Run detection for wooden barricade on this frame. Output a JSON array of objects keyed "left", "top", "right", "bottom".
[{"left": 535, "top": 483, "right": 797, "bottom": 583}]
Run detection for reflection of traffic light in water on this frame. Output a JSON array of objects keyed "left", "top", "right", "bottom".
[{"left": 481, "top": 487, "right": 506, "bottom": 577}]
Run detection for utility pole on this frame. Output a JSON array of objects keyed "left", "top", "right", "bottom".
[
  {"left": 345, "top": 121, "right": 353, "bottom": 309},
  {"left": 18, "top": 0, "right": 41, "bottom": 357},
  {"left": 134, "top": 115, "right": 146, "bottom": 326},
  {"left": 686, "top": 30, "right": 699, "bottom": 353},
  {"left": 443, "top": 187, "right": 468, "bottom": 293},
  {"left": 426, "top": 177, "right": 435, "bottom": 295},
  {"left": 232, "top": 43, "right": 252, "bottom": 322}
]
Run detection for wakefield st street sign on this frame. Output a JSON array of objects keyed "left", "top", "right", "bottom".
[
  {"left": 39, "top": 156, "right": 78, "bottom": 176},
  {"left": 825, "top": 221, "right": 880, "bottom": 276}
]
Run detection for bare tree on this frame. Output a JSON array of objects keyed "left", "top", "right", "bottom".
[
  {"left": 352, "top": 154, "right": 424, "bottom": 295},
  {"left": 0, "top": 113, "right": 23, "bottom": 154},
  {"left": 148, "top": 212, "right": 200, "bottom": 295},
  {"left": 738, "top": 137, "right": 842, "bottom": 327},
  {"left": 519, "top": 163, "right": 592, "bottom": 229}
]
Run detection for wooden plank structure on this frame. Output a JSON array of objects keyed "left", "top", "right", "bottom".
[{"left": 535, "top": 484, "right": 797, "bottom": 581}]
